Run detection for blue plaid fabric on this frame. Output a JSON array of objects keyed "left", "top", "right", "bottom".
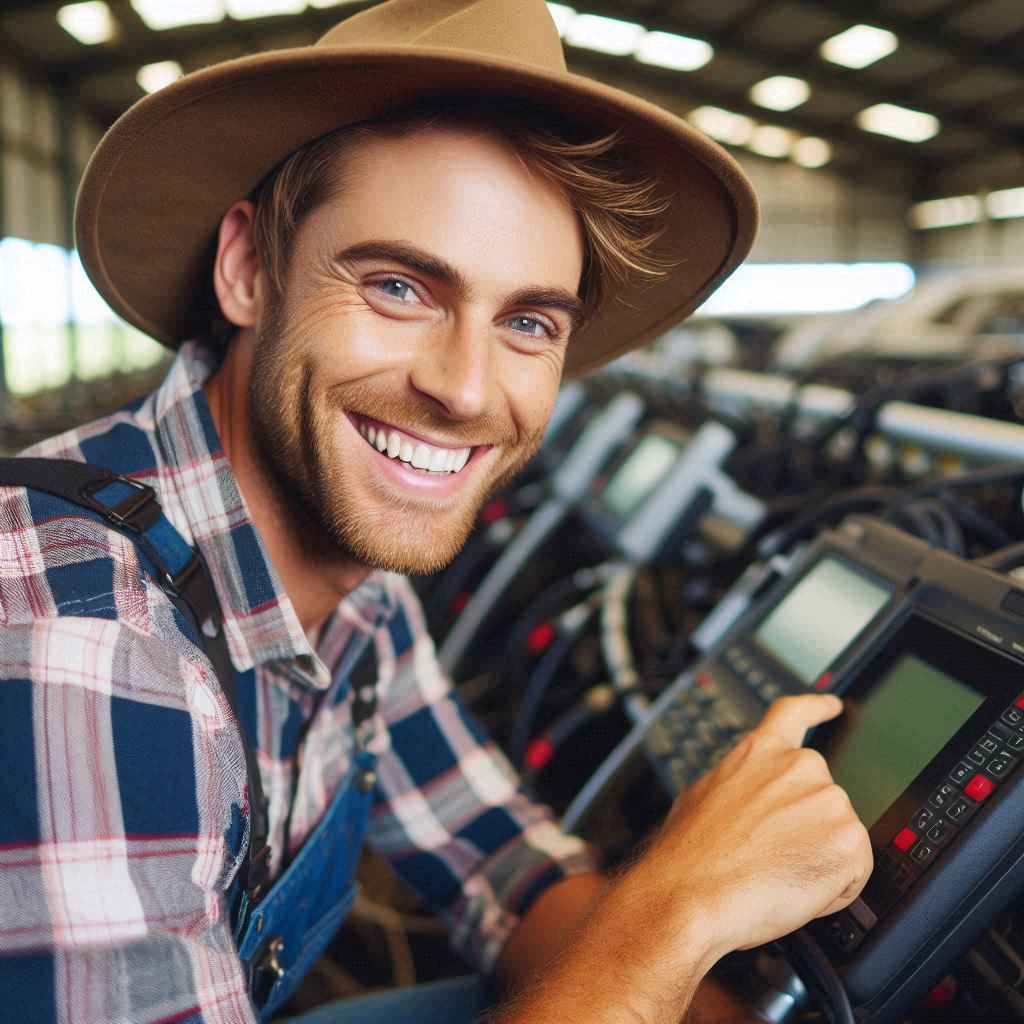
[{"left": 0, "top": 340, "right": 595, "bottom": 1024}]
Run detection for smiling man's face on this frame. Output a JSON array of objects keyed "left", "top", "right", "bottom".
[{"left": 248, "top": 126, "right": 586, "bottom": 574}]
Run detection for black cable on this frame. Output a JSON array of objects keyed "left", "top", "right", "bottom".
[
  {"left": 510, "top": 598, "right": 600, "bottom": 767},
  {"left": 776, "top": 928, "right": 855, "bottom": 1024},
  {"left": 976, "top": 539, "right": 1024, "bottom": 573}
]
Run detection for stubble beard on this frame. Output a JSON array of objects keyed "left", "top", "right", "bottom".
[{"left": 246, "top": 298, "right": 546, "bottom": 576}]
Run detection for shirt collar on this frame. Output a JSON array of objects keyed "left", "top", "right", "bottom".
[{"left": 149, "top": 340, "right": 395, "bottom": 687}]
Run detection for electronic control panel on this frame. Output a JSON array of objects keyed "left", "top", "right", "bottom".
[
  {"left": 579, "top": 420, "right": 764, "bottom": 564},
  {"left": 644, "top": 515, "right": 1024, "bottom": 1023}
]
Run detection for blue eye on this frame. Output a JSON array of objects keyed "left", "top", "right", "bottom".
[
  {"left": 507, "top": 315, "right": 548, "bottom": 337},
  {"left": 375, "top": 278, "right": 414, "bottom": 301}
]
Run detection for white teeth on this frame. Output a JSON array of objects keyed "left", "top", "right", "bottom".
[
  {"left": 359, "top": 419, "right": 473, "bottom": 474},
  {"left": 411, "top": 443, "right": 431, "bottom": 470}
]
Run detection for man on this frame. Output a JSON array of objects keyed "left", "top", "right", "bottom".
[{"left": 0, "top": 1, "right": 871, "bottom": 1022}]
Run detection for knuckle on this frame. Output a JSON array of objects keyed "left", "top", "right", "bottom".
[{"left": 792, "top": 747, "right": 828, "bottom": 776}]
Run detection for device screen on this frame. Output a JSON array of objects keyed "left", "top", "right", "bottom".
[
  {"left": 752, "top": 556, "right": 892, "bottom": 685},
  {"left": 599, "top": 433, "right": 682, "bottom": 519},
  {"left": 825, "top": 653, "right": 985, "bottom": 828}
]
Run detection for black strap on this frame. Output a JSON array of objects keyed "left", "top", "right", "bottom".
[{"left": 0, "top": 457, "right": 272, "bottom": 899}]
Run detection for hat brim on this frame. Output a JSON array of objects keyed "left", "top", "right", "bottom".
[{"left": 75, "top": 46, "right": 758, "bottom": 377}]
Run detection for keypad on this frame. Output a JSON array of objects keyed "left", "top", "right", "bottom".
[
  {"left": 826, "top": 691, "right": 1024, "bottom": 956},
  {"left": 645, "top": 674, "right": 752, "bottom": 794}
]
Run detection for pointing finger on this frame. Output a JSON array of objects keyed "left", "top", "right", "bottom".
[{"left": 758, "top": 694, "right": 844, "bottom": 747}]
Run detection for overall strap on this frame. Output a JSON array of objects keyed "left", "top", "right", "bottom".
[{"left": 0, "top": 457, "right": 272, "bottom": 899}]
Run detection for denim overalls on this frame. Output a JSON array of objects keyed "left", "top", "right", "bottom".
[{"left": 233, "top": 659, "right": 381, "bottom": 1021}]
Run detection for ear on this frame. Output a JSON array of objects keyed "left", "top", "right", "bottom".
[{"left": 213, "top": 200, "right": 264, "bottom": 329}]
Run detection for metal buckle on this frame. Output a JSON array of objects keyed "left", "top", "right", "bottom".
[
  {"left": 80, "top": 474, "right": 156, "bottom": 533},
  {"left": 257, "top": 935, "right": 286, "bottom": 981}
]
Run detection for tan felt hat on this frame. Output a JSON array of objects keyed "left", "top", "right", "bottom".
[{"left": 74, "top": 0, "right": 758, "bottom": 377}]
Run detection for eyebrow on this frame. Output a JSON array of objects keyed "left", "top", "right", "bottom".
[{"left": 334, "top": 240, "right": 585, "bottom": 332}]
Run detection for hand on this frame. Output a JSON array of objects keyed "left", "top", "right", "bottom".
[{"left": 640, "top": 694, "right": 872, "bottom": 963}]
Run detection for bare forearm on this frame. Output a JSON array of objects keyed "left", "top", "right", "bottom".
[{"left": 491, "top": 862, "right": 718, "bottom": 1024}]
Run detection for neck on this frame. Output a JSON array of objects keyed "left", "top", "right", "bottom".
[{"left": 203, "top": 329, "right": 372, "bottom": 642}]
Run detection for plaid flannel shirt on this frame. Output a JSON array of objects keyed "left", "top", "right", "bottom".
[{"left": 0, "top": 340, "right": 596, "bottom": 1024}]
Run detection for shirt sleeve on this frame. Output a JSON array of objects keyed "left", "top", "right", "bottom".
[
  {"left": 0, "top": 614, "right": 255, "bottom": 1024},
  {"left": 365, "top": 576, "right": 599, "bottom": 975}
]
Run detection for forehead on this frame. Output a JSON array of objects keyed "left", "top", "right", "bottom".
[{"left": 295, "top": 125, "right": 585, "bottom": 295}]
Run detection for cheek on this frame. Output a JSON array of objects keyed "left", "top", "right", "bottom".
[{"left": 502, "top": 349, "right": 565, "bottom": 440}]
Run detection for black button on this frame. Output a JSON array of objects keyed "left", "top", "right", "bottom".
[
  {"left": 967, "top": 746, "right": 988, "bottom": 766},
  {"left": 947, "top": 797, "right": 978, "bottom": 825},
  {"left": 930, "top": 783, "right": 957, "bottom": 808},
  {"left": 911, "top": 807, "right": 934, "bottom": 831},
  {"left": 911, "top": 841, "right": 936, "bottom": 866},
  {"left": 927, "top": 821, "right": 951, "bottom": 845},
  {"left": 978, "top": 735, "right": 1000, "bottom": 754},
  {"left": 877, "top": 850, "right": 899, "bottom": 876},
  {"left": 949, "top": 762, "right": 973, "bottom": 786},
  {"left": 999, "top": 589, "right": 1024, "bottom": 618},
  {"left": 837, "top": 918, "right": 862, "bottom": 951},
  {"left": 989, "top": 722, "right": 1012, "bottom": 742},
  {"left": 987, "top": 754, "right": 1014, "bottom": 778},
  {"left": 1006, "top": 733, "right": 1024, "bottom": 752},
  {"left": 1001, "top": 706, "right": 1024, "bottom": 727},
  {"left": 892, "top": 864, "right": 914, "bottom": 891}
]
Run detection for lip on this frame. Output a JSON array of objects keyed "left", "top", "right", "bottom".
[{"left": 342, "top": 413, "right": 491, "bottom": 498}]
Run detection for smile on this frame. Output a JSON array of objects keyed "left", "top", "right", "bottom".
[{"left": 356, "top": 417, "right": 473, "bottom": 475}]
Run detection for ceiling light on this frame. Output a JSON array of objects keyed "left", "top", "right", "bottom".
[
  {"left": 57, "top": 2, "right": 116, "bottom": 45},
  {"left": 907, "top": 195, "right": 982, "bottom": 230},
  {"left": 857, "top": 103, "right": 939, "bottom": 143},
  {"left": 791, "top": 136, "right": 832, "bottom": 168},
  {"left": 130, "top": 0, "right": 225, "bottom": 31},
  {"left": 987, "top": 187, "right": 1024, "bottom": 220},
  {"left": 748, "top": 125, "right": 794, "bottom": 159},
  {"left": 688, "top": 106, "right": 755, "bottom": 147},
  {"left": 545, "top": 2, "right": 576, "bottom": 36},
  {"left": 136, "top": 60, "right": 183, "bottom": 93},
  {"left": 749, "top": 75, "right": 810, "bottom": 112},
  {"left": 635, "top": 30, "right": 713, "bottom": 72},
  {"left": 565, "top": 13, "right": 645, "bottom": 56},
  {"left": 820, "top": 24, "right": 898, "bottom": 69},
  {"left": 225, "top": 0, "right": 305, "bottom": 18},
  {"left": 308, "top": 0, "right": 357, "bottom": 6}
]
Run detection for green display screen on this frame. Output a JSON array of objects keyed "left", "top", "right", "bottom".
[
  {"left": 827, "top": 654, "right": 985, "bottom": 828},
  {"left": 600, "top": 433, "right": 682, "bottom": 519},
  {"left": 753, "top": 556, "right": 892, "bottom": 685}
]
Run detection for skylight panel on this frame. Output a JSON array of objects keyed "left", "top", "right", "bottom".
[
  {"left": 907, "top": 195, "right": 982, "bottom": 229},
  {"left": 987, "top": 187, "right": 1024, "bottom": 220},
  {"left": 130, "top": 0, "right": 225, "bottom": 31},
  {"left": 820, "top": 24, "right": 898, "bottom": 69},
  {"left": 635, "top": 31, "right": 713, "bottom": 72},
  {"left": 137, "top": 60, "right": 183, "bottom": 93},
  {"left": 545, "top": 3, "right": 577, "bottom": 36},
  {"left": 57, "top": 2, "right": 117, "bottom": 45},
  {"left": 688, "top": 106, "right": 755, "bottom": 146},
  {"left": 748, "top": 125, "right": 794, "bottom": 159},
  {"left": 564, "top": 13, "right": 645, "bottom": 56},
  {"left": 791, "top": 136, "right": 832, "bottom": 168},
  {"left": 857, "top": 103, "right": 939, "bottom": 143},
  {"left": 749, "top": 76, "right": 810, "bottom": 112},
  {"left": 225, "top": 0, "right": 306, "bottom": 18}
]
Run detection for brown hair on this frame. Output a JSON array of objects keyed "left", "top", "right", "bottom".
[{"left": 220, "top": 97, "right": 669, "bottom": 345}]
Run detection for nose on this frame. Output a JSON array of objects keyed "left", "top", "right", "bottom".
[{"left": 409, "top": 318, "right": 493, "bottom": 421}]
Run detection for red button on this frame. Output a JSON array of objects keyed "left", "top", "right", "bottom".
[
  {"left": 697, "top": 672, "right": 713, "bottom": 689},
  {"left": 526, "top": 621, "right": 557, "bottom": 654},
  {"left": 1015, "top": 693, "right": 1024, "bottom": 709},
  {"left": 814, "top": 672, "right": 834, "bottom": 692},
  {"left": 964, "top": 774, "right": 995, "bottom": 802},
  {"left": 481, "top": 499, "right": 510, "bottom": 525},
  {"left": 893, "top": 827, "right": 917, "bottom": 853},
  {"left": 524, "top": 737, "right": 555, "bottom": 772}
]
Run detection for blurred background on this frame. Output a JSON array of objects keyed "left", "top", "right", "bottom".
[{"left": 1, "top": 0, "right": 1022, "bottom": 448}]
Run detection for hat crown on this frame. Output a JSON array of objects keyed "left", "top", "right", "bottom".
[{"left": 317, "top": 0, "right": 567, "bottom": 73}]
